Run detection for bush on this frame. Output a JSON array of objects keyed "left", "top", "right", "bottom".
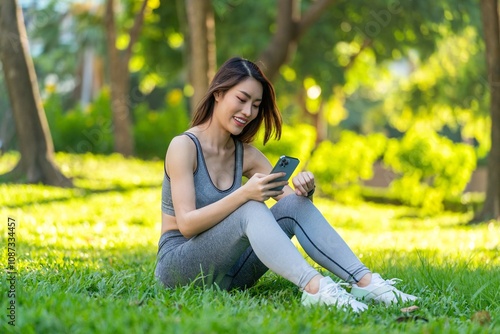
[
  {"left": 254, "top": 123, "right": 317, "bottom": 173},
  {"left": 134, "top": 89, "right": 190, "bottom": 159},
  {"left": 45, "top": 89, "right": 113, "bottom": 154},
  {"left": 45, "top": 88, "right": 189, "bottom": 159},
  {"left": 308, "top": 131, "right": 387, "bottom": 202},
  {"left": 383, "top": 125, "right": 476, "bottom": 213}
]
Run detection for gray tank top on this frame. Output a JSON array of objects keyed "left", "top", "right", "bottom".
[{"left": 161, "top": 132, "right": 243, "bottom": 215}]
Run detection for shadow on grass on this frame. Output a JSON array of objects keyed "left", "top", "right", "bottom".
[
  {"left": 4, "top": 182, "right": 160, "bottom": 209},
  {"left": 7, "top": 239, "right": 500, "bottom": 334}
]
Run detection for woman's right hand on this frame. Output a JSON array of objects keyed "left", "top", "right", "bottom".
[{"left": 243, "top": 172, "right": 288, "bottom": 202}]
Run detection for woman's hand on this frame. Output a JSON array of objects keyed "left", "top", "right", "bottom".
[
  {"left": 243, "top": 172, "right": 288, "bottom": 202},
  {"left": 292, "top": 171, "right": 315, "bottom": 197}
]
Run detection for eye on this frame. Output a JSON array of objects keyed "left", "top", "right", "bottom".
[{"left": 237, "top": 96, "right": 246, "bottom": 103}]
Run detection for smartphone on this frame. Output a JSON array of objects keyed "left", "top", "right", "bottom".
[{"left": 269, "top": 155, "right": 300, "bottom": 191}]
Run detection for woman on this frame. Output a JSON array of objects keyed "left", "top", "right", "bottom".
[{"left": 155, "top": 57, "right": 417, "bottom": 312}]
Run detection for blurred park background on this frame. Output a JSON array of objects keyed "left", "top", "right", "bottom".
[
  {"left": 1, "top": 0, "right": 499, "bottom": 220},
  {"left": 2, "top": 1, "right": 500, "bottom": 332}
]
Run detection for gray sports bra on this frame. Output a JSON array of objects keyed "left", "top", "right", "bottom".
[{"left": 161, "top": 132, "right": 243, "bottom": 216}]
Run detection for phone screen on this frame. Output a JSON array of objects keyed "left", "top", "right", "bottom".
[{"left": 269, "top": 155, "right": 300, "bottom": 191}]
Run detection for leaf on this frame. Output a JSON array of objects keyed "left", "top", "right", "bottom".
[{"left": 471, "top": 311, "right": 491, "bottom": 326}]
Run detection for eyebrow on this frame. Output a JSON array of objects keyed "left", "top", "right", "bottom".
[{"left": 238, "top": 90, "right": 262, "bottom": 101}]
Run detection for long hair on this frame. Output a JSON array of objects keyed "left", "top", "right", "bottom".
[{"left": 190, "top": 57, "right": 282, "bottom": 144}]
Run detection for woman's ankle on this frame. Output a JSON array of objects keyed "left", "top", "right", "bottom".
[
  {"left": 304, "top": 274, "right": 323, "bottom": 294},
  {"left": 356, "top": 272, "right": 372, "bottom": 287}
]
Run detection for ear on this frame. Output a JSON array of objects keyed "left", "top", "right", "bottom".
[{"left": 214, "top": 91, "right": 223, "bottom": 102}]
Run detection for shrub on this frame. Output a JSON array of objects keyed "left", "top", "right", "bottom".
[
  {"left": 45, "top": 89, "right": 113, "bottom": 154},
  {"left": 254, "top": 123, "right": 317, "bottom": 172},
  {"left": 383, "top": 125, "right": 476, "bottom": 213},
  {"left": 308, "top": 131, "right": 387, "bottom": 202},
  {"left": 45, "top": 88, "right": 189, "bottom": 159},
  {"left": 134, "top": 89, "right": 190, "bottom": 159}
]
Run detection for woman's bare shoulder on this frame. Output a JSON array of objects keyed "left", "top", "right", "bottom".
[
  {"left": 165, "top": 134, "right": 197, "bottom": 174},
  {"left": 242, "top": 143, "right": 272, "bottom": 176}
]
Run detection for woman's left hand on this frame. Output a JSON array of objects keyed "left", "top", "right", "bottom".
[{"left": 292, "top": 171, "right": 315, "bottom": 197}]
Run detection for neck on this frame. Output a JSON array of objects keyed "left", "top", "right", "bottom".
[{"left": 190, "top": 123, "right": 233, "bottom": 151}]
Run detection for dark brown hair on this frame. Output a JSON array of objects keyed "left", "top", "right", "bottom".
[{"left": 190, "top": 57, "right": 282, "bottom": 144}]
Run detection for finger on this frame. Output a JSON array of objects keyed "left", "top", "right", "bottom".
[
  {"left": 306, "top": 172, "right": 315, "bottom": 187},
  {"left": 252, "top": 172, "right": 267, "bottom": 179},
  {"left": 268, "top": 171, "right": 286, "bottom": 179},
  {"left": 300, "top": 172, "right": 314, "bottom": 187},
  {"left": 298, "top": 172, "right": 315, "bottom": 192},
  {"left": 292, "top": 177, "right": 308, "bottom": 196},
  {"left": 265, "top": 172, "right": 286, "bottom": 184},
  {"left": 267, "top": 180, "right": 288, "bottom": 190},
  {"left": 294, "top": 184, "right": 308, "bottom": 196},
  {"left": 270, "top": 189, "right": 285, "bottom": 197}
]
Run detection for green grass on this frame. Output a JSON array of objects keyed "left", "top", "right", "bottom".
[{"left": 0, "top": 152, "right": 499, "bottom": 333}]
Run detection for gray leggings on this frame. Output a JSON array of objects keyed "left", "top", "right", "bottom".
[{"left": 155, "top": 195, "right": 370, "bottom": 290}]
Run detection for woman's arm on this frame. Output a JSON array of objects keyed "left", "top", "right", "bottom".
[{"left": 168, "top": 137, "right": 287, "bottom": 238}]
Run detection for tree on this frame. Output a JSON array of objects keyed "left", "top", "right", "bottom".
[
  {"left": 104, "top": 0, "right": 148, "bottom": 156},
  {"left": 185, "top": 0, "right": 216, "bottom": 114},
  {"left": 257, "top": 0, "right": 336, "bottom": 81},
  {"left": 0, "top": 0, "right": 72, "bottom": 187},
  {"left": 473, "top": 0, "right": 500, "bottom": 222},
  {"left": 182, "top": 0, "right": 336, "bottom": 112}
]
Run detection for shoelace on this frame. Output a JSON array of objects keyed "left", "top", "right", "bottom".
[
  {"left": 375, "top": 278, "right": 402, "bottom": 289},
  {"left": 324, "top": 282, "right": 353, "bottom": 302}
]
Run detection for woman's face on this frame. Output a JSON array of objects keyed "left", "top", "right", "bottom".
[{"left": 214, "top": 77, "right": 263, "bottom": 136}]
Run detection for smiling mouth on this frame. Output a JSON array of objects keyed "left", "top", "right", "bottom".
[{"left": 234, "top": 116, "right": 247, "bottom": 125}]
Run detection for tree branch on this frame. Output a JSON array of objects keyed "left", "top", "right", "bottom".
[
  {"left": 296, "top": 0, "right": 337, "bottom": 38},
  {"left": 257, "top": 0, "right": 295, "bottom": 79},
  {"left": 126, "top": 0, "right": 148, "bottom": 60}
]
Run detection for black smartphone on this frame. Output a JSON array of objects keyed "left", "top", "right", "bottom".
[{"left": 269, "top": 155, "right": 300, "bottom": 191}]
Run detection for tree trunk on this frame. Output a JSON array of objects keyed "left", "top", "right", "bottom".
[
  {"left": 0, "top": 109, "right": 15, "bottom": 154},
  {"left": 258, "top": 0, "right": 336, "bottom": 81},
  {"left": 258, "top": 0, "right": 298, "bottom": 81},
  {"left": 297, "top": 88, "right": 326, "bottom": 145},
  {"left": 0, "top": 0, "right": 72, "bottom": 187},
  {"left": 104, "top": 0, "right": 148, "bottom": 157},
  {"left": 186, "top": 0, "right": 216, "bottom": 115},
  {"left": 472, "top": 0, "right": 500, "bottom": 223}
]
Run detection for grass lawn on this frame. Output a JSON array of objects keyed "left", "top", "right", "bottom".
[{"left": 0, "top": 152, "right": 499, "bottom": 334}]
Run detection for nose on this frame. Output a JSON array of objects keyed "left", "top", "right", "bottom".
[{"left": 242, "top": 102, "right": 252, "bottom": 117}]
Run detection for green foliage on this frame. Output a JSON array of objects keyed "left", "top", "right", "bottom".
[
  {"left": 383, "top": 125, "right": 476, "bottom": 213},
  {"left": 308, "top": 131, "right": 387, "bottom": 202},
  {"left": 15, "top": 0, "right": 489, "bottom": 165},
  {"left": 379, "top": 28, "right": 490, "bottom": 158},
  {"left": 0, "top": 153, "right": 498, "bottom": 333},
  {"left": 254, "top": 123, "right": 317, "bottom": 172},
  {"left": 45, "top": 89, "right": 114, "bottom": 154},
  {"left": 133, "top": 91, "right": 190, "bottom": 159},
  {"left": 44, "top": 88, "right": 189, "bottom": 159}
]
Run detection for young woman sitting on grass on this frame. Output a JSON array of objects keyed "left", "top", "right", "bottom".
[{"left": 155, "top": 57, "right": 417, "bottom": 312}]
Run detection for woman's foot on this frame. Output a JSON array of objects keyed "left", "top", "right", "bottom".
[
  {"left": 351, "top": 273, "right": 418, "bottom": 305},
  {"left": 302, "top": 276, "right": 368, "bottom": 313}
]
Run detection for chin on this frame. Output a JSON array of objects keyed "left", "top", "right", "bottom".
[{"left": 231, "top": 129, "right": 243, "bottom": 137}]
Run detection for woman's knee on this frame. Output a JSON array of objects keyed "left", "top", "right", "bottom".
[
  {"left": 237, "top": 200, "right": 270, "bottom": 215},
  {"left": 283, "top": 194, "right": 310, "bottom": 206},
  {"left": 273, "top": 194, "right": 312, "bottom": 214},
  {"left": 231, "top": 200, "right": 277, "bottom": 231}
]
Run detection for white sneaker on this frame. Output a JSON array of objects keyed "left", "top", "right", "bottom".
[
  {"left": 301, "top": 276, "right": 368, "bottom": 313},
  {"left": 351, "top": 273, "right": 418, "bottom": 305}
]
